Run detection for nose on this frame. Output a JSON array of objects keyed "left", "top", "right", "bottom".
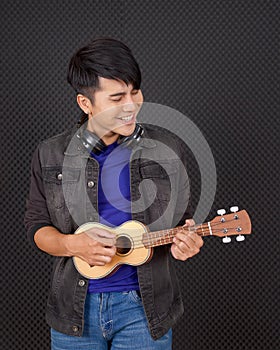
[
  {"left": 122, "top": 103, "right": 137, "bottom": 113},
  {"left": 122, "top": 95, "right": 138, "bottom": 113}
]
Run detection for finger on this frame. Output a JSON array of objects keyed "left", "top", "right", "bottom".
[
  {"left": 172, "top": 241, "right": 200, "bottom": 259},
  {"left": 90, "top": 254, "right": 113, "bottom": 266},
  {"left": 87, "top": 247, "right": 116, "bottom": 266},
  {"left": 175, "top": 232, "right": 204, "bottom": 248},
  {"left": 86, "top": 228, "right": 116, "bottom": 246},
  {"left": 173, "top": 235, "right": 202, "bottom": 255},
  {"left": 174, "top": 239, "right": 195, "bottom": 254},
  {"left": 171, "top": 244, "right": 191, "bottom": 261},
  {"left": 183, "top": 219, "right": 195, "bottom": 227},
  {"left": 174, "top": 232, "right": 196, "bottom": 245},
  {"left": 99, "top": 246, "right": 116, "bottom": 257}
]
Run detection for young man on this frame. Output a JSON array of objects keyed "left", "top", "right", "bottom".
[{"left": 25, "top": 37, "right": 203, "bottom": 349}]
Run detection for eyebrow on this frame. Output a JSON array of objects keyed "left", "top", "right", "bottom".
[
  {"left": 109, "top": 92, "right": 126, "bottom": 97},
  {"left": 109, "top": 88, "right": 138, "bottom": 97}
]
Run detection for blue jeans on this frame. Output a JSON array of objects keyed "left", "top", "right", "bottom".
[{"left": 51, "top": 291, "right": 172, "bottom": 350}]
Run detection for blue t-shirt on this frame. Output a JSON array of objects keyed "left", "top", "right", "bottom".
[{"left": 88, "top": 141, "right": 139, "bottom": 293}]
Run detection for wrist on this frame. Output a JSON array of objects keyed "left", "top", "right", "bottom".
[{"left": 63, "top": 234, "right": 76, "bottom": 257}]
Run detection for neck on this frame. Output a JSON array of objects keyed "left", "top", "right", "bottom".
[
  {"left": 86, "top": 125, "right": 119, "bottom": 146},
  {"left": 101, "top": 134, "right": 119, "bottom": 146}
]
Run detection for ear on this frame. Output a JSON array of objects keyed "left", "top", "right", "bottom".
[{"left": 76, "top": 94, "right": 92, "bottom": 115}]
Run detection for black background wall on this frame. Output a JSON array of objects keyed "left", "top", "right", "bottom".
[{"left": 1, "top": 1, "right": 279, "bottom": 349}]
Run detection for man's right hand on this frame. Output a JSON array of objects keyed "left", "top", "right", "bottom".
[
  {"left": 66, "top": 228, "right": 116, "bottom": 266},
  {"left": 34, "top": 226, "right": 116, "bottom": 266}
]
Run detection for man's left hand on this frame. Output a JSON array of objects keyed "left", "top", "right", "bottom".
[{"left": 171, "top": 219, "right": 203, "bottom": 261}]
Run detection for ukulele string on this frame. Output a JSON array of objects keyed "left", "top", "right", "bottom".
[{"left": 113, "top": 218, "right": 240, "bottom": 249}]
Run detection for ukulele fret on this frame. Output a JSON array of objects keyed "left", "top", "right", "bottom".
[
  {"left": 144, "top": 228, "right": 175, "bottom": 248},
  {"left": 200, "top": 224, "right": 205, "bottom": 236}
]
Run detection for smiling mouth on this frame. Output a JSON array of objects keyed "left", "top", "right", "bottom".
[{"left": 118, "top": 114, "right": 135, "bottom": 122}]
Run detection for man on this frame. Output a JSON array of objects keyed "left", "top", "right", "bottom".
[{"left": 25, "top": 37, "right": 203, "bottom": 349}]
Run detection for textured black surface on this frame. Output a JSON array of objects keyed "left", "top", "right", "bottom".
[{"left": 1, "top": 1, "right": 279, "bottom": 349}]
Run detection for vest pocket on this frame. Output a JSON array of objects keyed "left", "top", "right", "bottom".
[{"left": 42, "top": 166, "right": 81, "bottom": 209}]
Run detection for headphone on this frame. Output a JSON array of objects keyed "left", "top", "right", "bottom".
[{"left": 78, "top": 123, "right": 144, "bottom": 155}]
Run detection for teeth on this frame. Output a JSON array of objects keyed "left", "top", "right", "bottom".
[{"left": 120, "top": 115, "right": 133, "bottom": 121}]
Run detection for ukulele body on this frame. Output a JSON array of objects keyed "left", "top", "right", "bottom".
[{"left": 73, "top": 220, "right": 152, "bottom": 279}]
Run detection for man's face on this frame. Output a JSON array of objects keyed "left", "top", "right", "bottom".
[{"left": 84, "top": 77, "right": 143, "bottom": 144}]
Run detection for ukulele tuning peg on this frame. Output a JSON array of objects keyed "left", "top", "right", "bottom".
[
  {"left": 222, "top": 236, "right": 231, "bottom": 244},
  {"left": 217, "top": 209, "right": 226, "bottom": 216},
  {"left": 230, "top": 206, "right": 239, "bottom": 213},
  {"left": 236, "top": 235, "right": 245, "bottom": 242}
]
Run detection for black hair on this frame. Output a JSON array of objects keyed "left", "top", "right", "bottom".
[{"left": 67, "top": 37, "right": 141, "bottom": 101}]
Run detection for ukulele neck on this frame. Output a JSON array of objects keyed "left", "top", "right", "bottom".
[{"left": 142, "top": 223, "right": 209, "bottom": 248}]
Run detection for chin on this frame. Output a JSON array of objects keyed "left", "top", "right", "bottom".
[{"left": 116, "top": 123, "right": 136, "bottom": 137}]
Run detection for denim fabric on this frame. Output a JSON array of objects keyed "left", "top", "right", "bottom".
[{"left": 51, "top": 291, "right": 172, "bottom": 350}]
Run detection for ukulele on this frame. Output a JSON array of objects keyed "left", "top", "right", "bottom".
[{"left": 73, "top": 207, "right": 251, "bottom": 279}]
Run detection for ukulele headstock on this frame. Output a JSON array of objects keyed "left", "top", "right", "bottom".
[{"left": 210, "top": 207, "right": 251, "bottom": 243}]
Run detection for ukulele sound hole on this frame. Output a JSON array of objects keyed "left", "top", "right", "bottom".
[{"left": 116, "top": 235, "right": 132, "bottom": 256}]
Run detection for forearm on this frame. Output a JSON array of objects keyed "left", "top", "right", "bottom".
[
  {"left": 34, "top": 225, "right": 116, "bottom": 266},
  {"left": 34, "top": 226, "right": 74, "bottom": 257}
]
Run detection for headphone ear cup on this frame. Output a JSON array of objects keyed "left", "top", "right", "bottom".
[
  {"left": 118, "top": 124, "right": 144, "bottom": 148},
  {"left": 81, "top": 129, "right": 106, "bottom": 155}
]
